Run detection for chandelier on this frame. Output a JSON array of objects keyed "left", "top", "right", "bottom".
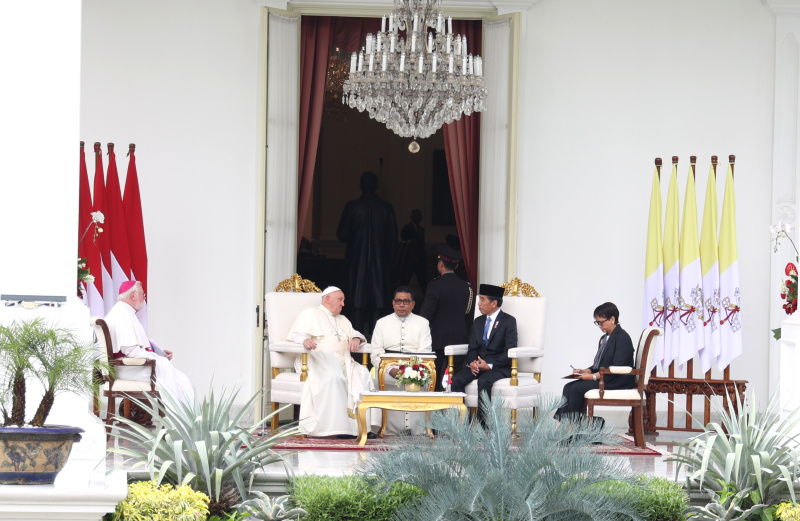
[{"left": 342, "top": 0, "right": 487, "bottom": 149}]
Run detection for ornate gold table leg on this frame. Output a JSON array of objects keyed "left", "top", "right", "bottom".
[
  {"left": 379, "top": 410, "right": 388, "bottom": 438},
  {"left": 356, "top": 403, "right": 370, "bottom": 445}
]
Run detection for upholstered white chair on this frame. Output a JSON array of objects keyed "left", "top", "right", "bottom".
[
  {"left": 91, "top": 317, "right": 162, "bottom": 439},
  {"left": 265, "top": 276, "right": 373, "bottom": 431},
  {"left": 444, "top": 278, "right": 546, "bottom": 432},
  {"left": 583, "top": 326, "right": 663, "bottom": 448}
]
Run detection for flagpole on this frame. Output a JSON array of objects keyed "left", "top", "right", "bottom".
[
  {"left": 649, "top": 156, "right": 662, "bottom": 391},
  {"left": 724, "top": 154, "right": 735, "bottom": 384}
]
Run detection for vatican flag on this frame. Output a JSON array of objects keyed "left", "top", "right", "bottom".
[
  {"left": 677, "top": 164, "right": 703, "bottom": 366},
  {"left": 718, "top": 163, "right": 741, "bottom": 370},
  {"left": 643, "top": 165, "right": 665, "bottom": 371},
  {"left": 699, "top": 164, "right": 721, "bottom": 372},
  {"left": 662, "top": 161, "right": 681, "bottom": 370}
]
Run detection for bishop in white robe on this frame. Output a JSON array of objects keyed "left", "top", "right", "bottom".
[
  {"left": 288, "top": 287, "right": 374, "bottom": 437},
  {"left": 104, "top": 281, "right": 194, "bottom": 405}
]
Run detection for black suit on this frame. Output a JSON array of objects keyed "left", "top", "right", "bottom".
[
  {"left": 400, "top": 222, "right": 427, "bottom": 291},
  {"left": 419, "top": 272, "right": 474, "bottom": 391},
  {"left": 554, "top": 326, "right": 635, "bottom": 420},
  {"left": 452, "top": 310, "right": 518, "bottom": 422}
]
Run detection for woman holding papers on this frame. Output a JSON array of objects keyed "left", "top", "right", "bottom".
[{"left": 554, "top": 302, "right": 635, "bottom": 421}]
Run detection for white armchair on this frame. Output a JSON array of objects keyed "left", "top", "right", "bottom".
[
  {"left": 265, "top": 276, "right": 373, "bottom": 431},
  {"left": 445, "top": 278, "right": 546, "bottom": 432}
]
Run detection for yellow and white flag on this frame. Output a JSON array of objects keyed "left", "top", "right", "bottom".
[
  {"left": 677, "top": 164, "right": 703, "bottom": 366},
  {"left": 699, "top": 164, "right": 721, "bottom": 372},
  {"left": 643, "top": 165, "right": 664, "bottom": 371},
  {"left": 718, "top": 163, "right": 741, "bottom": 369},
  {"left": 662, "top": 162, "right": 681, "bottom": 370}
]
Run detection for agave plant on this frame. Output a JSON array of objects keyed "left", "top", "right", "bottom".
[
  {"left": 109, "top": 384, "right": 301, "bottom": 517},
  {"left": 238, "top": 491, "right": 307, "bottom": 520},
  {"left": 359, "top": 392, "right": 642, "bottom": 521},
  {"left": 670, "top": 390, "right": 800, "bottom": 513}
]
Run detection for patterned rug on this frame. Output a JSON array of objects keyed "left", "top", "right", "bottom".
[{"left": 270, "top": 434, "right": 661, "bottom": 456}]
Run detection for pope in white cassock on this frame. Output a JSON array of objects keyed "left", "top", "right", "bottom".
[
  {"left": 103, "top": 280, "right": 194, "bottom": 404},
  {"left": 370, "top": 286, "right": 432, "bottom": 434},
  {"left": 288, "top": 286, "right": 375, "bottom": 438}
]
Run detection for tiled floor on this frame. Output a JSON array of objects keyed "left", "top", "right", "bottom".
[{"left": 106, "top": 424, "right": 696, "bottom": 482}]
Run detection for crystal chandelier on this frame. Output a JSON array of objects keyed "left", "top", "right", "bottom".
[{"left": 342, "top": 0, "right": 487, "bottom": 149}]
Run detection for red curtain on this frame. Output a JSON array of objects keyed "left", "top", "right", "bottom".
[
  {"left": 297, "top": 17, "right": 334, "bottom": 250},
  {"left": 443, "top": 20, "right": 482, "bottom": 289},
  {"left": 297, "top": 17, "right": 381, "bottom": 249}
]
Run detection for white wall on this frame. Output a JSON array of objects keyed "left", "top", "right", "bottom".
[
  {"left": 81, "top": 0, "right": 263, "bottom": 399},
  {"left": 77, "top": 0, "right": 778, "bottom": 411},
  {"left": 517, "top": 0, "right": 775, "bottom": 400}
]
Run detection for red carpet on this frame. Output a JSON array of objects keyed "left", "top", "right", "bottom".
[{"left": 270, "top": 434, "right": 661, "bottom": 456}]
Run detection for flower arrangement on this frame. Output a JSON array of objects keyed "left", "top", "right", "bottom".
[
  {"left": 771, "top": 222, "right": 800, "bottom": 339},
  {"left": 77, "top": 211, "right": 104, "bottom": 298},
  {"left": 395, "top": 356, "right": 432, "bottom": 388}
]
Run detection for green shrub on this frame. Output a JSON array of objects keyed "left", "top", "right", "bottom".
[
  {"left": 289, "top": 475, "right": 424, "bottom": 521},
  {"left": 775, "top": 501, "right": 800, "bottom": 521},
  {"left": 596, "top": 476, "right": 688, "bottom": 521},
  {"left": 110, "top": 480, "right": 209, "bottom": 521}
]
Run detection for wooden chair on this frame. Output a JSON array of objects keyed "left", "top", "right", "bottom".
[
  {"left": 266, "top": 275, "right": 373, "bottom": 431},
  {"left": 583, "top": 326, "right": 663, "bottom": 448},
  {"left": 444, "top": 278, "right": 546, "bottom": 433},
  {"left": 91, "top": 317, "right": 162, "bottom": 439}
]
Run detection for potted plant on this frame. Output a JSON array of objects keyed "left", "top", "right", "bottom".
[
  {"left": 0, "top": 317, "right": 104, "bottom": 485},
  {"left": 394, "top": 355, "right": 432, "bottom": 392}
]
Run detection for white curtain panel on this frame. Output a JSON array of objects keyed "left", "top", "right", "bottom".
[
  {"left": 479, "top": 18, "right": 511, "bottom": 285},
  {"left": 265, "top": 12, "right": 300, "bottom": 291}
]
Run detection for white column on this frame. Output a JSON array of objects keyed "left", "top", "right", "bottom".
[{"left": 767, "top": 0, "right": 800, "bottom": 401}]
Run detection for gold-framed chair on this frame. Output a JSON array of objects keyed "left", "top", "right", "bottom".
[
  {"left": 265, "top": 274, "right": 373, "bottom": 431},
  {"left": 583, "top": 326, "right": 663, "bottom": 448},
  {"left": 444, "top": 278, "right": 546, "bottom": 432},
  {"left": 90, "top": 317, "right": 163, "bottom": 440}
]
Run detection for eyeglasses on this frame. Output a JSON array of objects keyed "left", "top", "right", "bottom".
[
  {"left": 134, "top": 291, "right": 146, "bottom": 298},
  {"left": 593, "top": 318, "right": 609, "bottom": 326},
  {"left": 393, "top": 299, "right": 412, "bottom": 305}
]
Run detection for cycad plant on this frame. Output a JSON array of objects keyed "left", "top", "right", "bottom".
[
  {"left": 0, "top": 318, "right": 102, "bottom": 427},
  {"left": 109, "top": 384, "right": 301, "bottom": 517},
  {"left": 670, "top": 390, "right": 800, "bottom": 518},
  {"left": 359, "top": 392, "right": 642, "bottom": 521}
]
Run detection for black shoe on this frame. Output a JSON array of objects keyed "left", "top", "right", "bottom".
[{"left": 337, "top": 432, "right": 377, "bottom": 440}]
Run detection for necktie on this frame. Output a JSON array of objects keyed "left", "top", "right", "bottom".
[
  {"left": 592, "top": 335, "right": 609, "bottom": 368},
  {"left": 483, "top": 316, "right": 493, "bottom": 345}
]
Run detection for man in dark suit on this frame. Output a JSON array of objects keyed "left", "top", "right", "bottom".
[
  {"left": 554, "top": 302, "right": 635, "bottom": 421},
  {"left": 451, "top": 284, "right": 518, "bottom": 425},
  {"left": 419, "top": 245, "right": 474, "bottom": 391}
]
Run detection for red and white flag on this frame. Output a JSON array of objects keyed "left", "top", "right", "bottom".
[
  {"left": 93, "top": 142, "right": 114, "bottom": 314},
  {"left": 124, "top": 144, "right": 149, "bottom": 329},
  {"left": 105, "top": 143, "right": 133, "bottom": 301},
  {"left": 78, "top": 142, "right": 105, "bottom": 317}
]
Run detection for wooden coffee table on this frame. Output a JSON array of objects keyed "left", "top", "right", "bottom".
[{"left": 356, "top": 391, "right": 467, "bottom": 445}]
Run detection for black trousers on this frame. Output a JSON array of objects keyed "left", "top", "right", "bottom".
[
  {"left": 554, "top": 379, "right": 600, "bottom": 420},
  {"left": 451, "top": 366, "right": 511, "bottom": 424}
]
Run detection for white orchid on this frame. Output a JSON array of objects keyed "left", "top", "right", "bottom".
[
  {"left": 772, "top": 222, "right": 797, "bottom": 254},
  {"left": 91, "top": 211, "right": 105, "bottom": 224},
  {"left": 83, "top": 274, "right": 95, "bottom": 283}
]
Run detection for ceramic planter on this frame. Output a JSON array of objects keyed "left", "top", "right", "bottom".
[{"left": 0, "top": 425, "right": 84, "bottom": 485}]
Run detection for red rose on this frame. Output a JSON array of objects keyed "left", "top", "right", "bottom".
[
  {"left": 399, "top": 365, "right": 406, "bottom": 371},
  {"left": 788, "top": 263, "right": 798, "bottom": 276},
  {"left": 412, "top": 365, "right": 419, "bottom": 370}
]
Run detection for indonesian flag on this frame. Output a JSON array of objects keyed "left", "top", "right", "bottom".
[
  {"left": 93, "top": 142, "right": 114, "bottom": 314},
  {"left": 643, "top": 165, "right": 665, "bottom": 371},
  {"left": 677, "top": 163, "right": 703, "bottom": 366},
  {"left": 662, "top": 161, "right": 681, "bottom": 370},
  {"left": 441, "top": 367, "right": 452, "bottom": 389},
  {"left": 699, "top": 163, "right": 721, "bottom": 372},
  {"left": 105, "top": 143, "right": 133, "bottom": 301},
  {"left": 78, "top": 142, "right": 104, "bottom": 317},
  {"left": 718, "top": 163, "right": 741, "bottom": 370},
  {"left": 124, "top": 144, "right": 148, "bottom": 330}
]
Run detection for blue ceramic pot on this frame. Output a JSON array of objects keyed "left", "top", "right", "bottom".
[{"left": 0, "top": 425, "right": 84, "bottom": 485}]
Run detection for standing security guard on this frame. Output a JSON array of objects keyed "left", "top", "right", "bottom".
[{"left": 419, "top": 245, "right": 474, "bottom": 391}]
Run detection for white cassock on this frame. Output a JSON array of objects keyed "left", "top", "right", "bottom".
[
  {"left": 288, "top": 306, "right": 374, "bottom": 436},
  {"left": 104, "top": 301, "right": 194, "bottom": 404},
  {"left": 370, "top": 312, "right": 432, "bottom": 435}
]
